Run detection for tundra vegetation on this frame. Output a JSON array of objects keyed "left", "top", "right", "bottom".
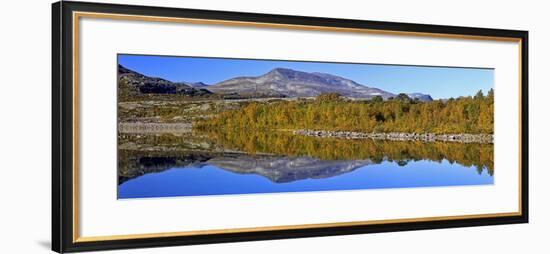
[{"left": 195, "top": 90, "right": 494, "bottom": 135}]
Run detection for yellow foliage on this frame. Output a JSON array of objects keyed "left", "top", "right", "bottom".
[{"left": 196, "top": 92, "right": 494, "bottom": 134}]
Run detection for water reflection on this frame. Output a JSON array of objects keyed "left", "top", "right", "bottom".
[
  {"left": 198, "top": 129, "right": 493, "bottom": 173},
  {"left": 118, "top": 130, "right": 493, "bottom": 198},
  {"left": 208, "top": 155, "right": 372, "bottom": 183}
]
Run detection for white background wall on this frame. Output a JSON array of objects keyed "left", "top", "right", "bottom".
[{"left": 0, "top": 0, "right": 547, "bottom": 253}]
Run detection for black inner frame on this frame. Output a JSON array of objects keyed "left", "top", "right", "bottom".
[{"left": 52, "top": 1, "right": 529, "bottom": 253}]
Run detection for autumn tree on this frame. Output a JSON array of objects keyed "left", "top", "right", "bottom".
[
  {"left": 315, "top": 92, "right": 343, "bottom": 103},
  {"left": 371, "top": 95, "right": 383, "bottom": 103},
  {"left": 195, "top": 92, "right": 494, "bottom": 134},
  {"left": 395, "top": 93, "right": 412, "bottom": 102}
]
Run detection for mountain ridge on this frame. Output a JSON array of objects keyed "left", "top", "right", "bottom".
[
  {"left": 118, "top": 65, "right": 433, "bottom": 101},
  {"left": 207, "top": 67, "right": 399, "bottom": 99},
  {"left": 118, "top": 64, "right": 212, "bottom": 98}
]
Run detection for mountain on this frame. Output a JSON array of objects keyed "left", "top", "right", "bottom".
[
  {"left": 407, "top": 93, "right": 433, "bottom": 102},
  {"left": 190, "top": 82, "right": 208, "bottom": 88},
  {"left": 118, "top": 65, "right": 212, "bottom": 97},
  {"left": 207, "top": 68, "right": 396, "bottom": 99},
  {"left": 177, "top": 81, "right": 209, "bottom": 88},
  {"left": 119, "top": 65, "right": 433, "bottom": 101}
]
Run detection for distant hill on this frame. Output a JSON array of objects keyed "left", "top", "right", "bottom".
[
  {"left": 208, "top": 68, "right": 397, "bottom": 99},
  {"left": 118, "top": 65, "right": 433, "bottom": 101},
  {"left": 178, "top": 81, "right": 209, "bottom": 88},
  {"left": 208, "top": 68, "right": 432, "bottom": 101},
  {"left": 118, "top": 65, "right": 212, "bottom": 99},
  {"left": 407, "top": 93, "right": 434, "bottom": 102}
]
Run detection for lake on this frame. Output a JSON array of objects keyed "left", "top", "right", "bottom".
[{"left": 117, "top": 130, "right": 494, "bottom": 199}]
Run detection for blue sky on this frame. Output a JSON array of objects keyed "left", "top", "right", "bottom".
[{"left": 118, "top": 54, "right": 493, "bottom": 99}]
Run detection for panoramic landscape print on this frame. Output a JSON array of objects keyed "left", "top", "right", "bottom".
[{"left": 117, "top": 54, "right": 494, "bottom": 199}]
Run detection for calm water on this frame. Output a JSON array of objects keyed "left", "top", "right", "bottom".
[
  {"left": 118, "top": 158, "right": 493, "bottom": 199},
  {"left": 117, "top": 130, "right": 493, "bottom": 199}
]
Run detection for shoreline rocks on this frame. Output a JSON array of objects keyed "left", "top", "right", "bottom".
[
  {"left": 292, "top": 129, "right": 493, "bottom": 144},
  {"left": 118, "top": 122, "right": 192, "bottom": 134}
]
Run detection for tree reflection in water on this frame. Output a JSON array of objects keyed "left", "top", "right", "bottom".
[{"left": 118, "top": 129, "right": 493, "bottom": 185}]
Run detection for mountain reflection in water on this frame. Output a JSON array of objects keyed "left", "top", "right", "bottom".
[
  {"left": 117, "top": 130, "right": 493, "bottom": 198},
  {"left": 119, "top": 152, "right": 372, "bottom": 184}
]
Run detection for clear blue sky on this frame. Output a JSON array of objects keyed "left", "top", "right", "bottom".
[{"left": 118, "top": 54, "right": 493, "bottom": 99}]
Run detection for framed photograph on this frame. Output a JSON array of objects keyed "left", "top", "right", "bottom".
[{"left": 52, "top": 1, "right": 528, "bottom": 252}]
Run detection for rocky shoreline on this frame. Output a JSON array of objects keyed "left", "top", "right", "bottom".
[
  {"left": 292, "top": 129, "right": 493, "bottom": 143},
  {"left": 118, "top": 122, "right": 192, "bottom": 134}
]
